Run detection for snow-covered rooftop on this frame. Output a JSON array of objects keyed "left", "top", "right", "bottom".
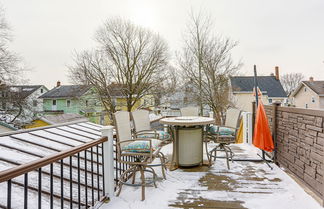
[{"left": 0, "top": 121, "right": 104, "bottom": 208}]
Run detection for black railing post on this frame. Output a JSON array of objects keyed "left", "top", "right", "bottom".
[
  {"left": 50, "top": 163, "right": 53, "bottom": 209},
  {"left": 102, "top": 142, "right": 105, "bottom": 196},
  {"left": 85, "top": 150, "right": 88, "bottom": 207},
  {"left": 24, "top": 173, "right": 28, "bottom": 209},
  {"left": 96, "top": 145, "right": 100, "bottom": 200},
  {"left": 77, "top": 153, "right": 81, "bottom": 209},
  {"left": 60, "top": 159, "right": 64, "bottom": 209},
  {"left": 7, "top": 179, "right": 12, "bottom": 209},
  {"left": 69, "top": 156, "right": 73, "bottom": 209},
  {"left": 38, "top": 168, "right": 42, "bottom": 209},
  {"left": 91, "top": 147, "right": 94, "bottom": 205}
]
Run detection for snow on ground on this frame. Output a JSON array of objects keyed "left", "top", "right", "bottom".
[{"left": 102, "top": 143, "right": 322, "bottom": 209}]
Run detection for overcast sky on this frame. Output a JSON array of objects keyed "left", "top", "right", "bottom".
[{"left": 2, "top": 0, "right": 324, "bottom": 88}]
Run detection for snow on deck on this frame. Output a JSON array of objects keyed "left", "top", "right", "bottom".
[{"left": 103, "top": 143, "right": 322, "bottom": 209}]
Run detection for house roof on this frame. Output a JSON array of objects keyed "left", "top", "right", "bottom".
[
  {"left": 0, "top": 121, "right": 103, "bottom": 207},
  {"left": 302, "top": 81, "right": 324, "bottom": 95},
  {"left": 3, "top": 85, "right": 46, "bottom": 99},
  {"left": 230, "top": 76, "right": 287, "bottom": 98},
  {"left": 39, "top": 85, "right": 92, "bottom": 99},
  {"left": 0, "top": 121, "right": 18, "bottom": 131},
  {"left": 108, "top": 83, "right": 126, "bottom": 97},
  {"left": 39, "top": 113, "right": 88, "bottom": 125}
]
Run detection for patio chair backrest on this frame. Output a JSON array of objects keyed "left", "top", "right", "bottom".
[
  {"left": 113, "top": 111, "right": 132, "bottom": 146},
  {"left": 132, "top": 109, "right": 151, "bottom": 132},
  {"left": 224, "top": 108, "right": 241, "bottom": 129},
  {"left": 180, "top": 106, "right": 199, "bottom": 116}
]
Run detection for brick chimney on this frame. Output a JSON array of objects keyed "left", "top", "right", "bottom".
[
  {"left": 56, "top": 81, "right": 61, "bottom": 87},
  {"left": 275, "top": 66, "right": 279, "bottom": 80},
  {"left": 309, "top": 77, "right": 314, "bottom": 82}
]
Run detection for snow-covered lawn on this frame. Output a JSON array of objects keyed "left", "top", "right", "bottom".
[{"left": 102, "top": 143, "right": 322, "bottom": 209}]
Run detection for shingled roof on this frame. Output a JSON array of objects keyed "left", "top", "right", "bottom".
[
  {"left": 230, "top": 76, "right": 287, "bottom": 97},
  {"left": 39, "top": 85, "right": 92, "bottom": 99},
  {"left": 38, "top": 113, "right": 88, "bottom": 124},
  {"left": 2, "top": 85, "right": 45, "bottom": 99},
  {"left": 302, "top": 81, "right": 324, "bottom": 95}
]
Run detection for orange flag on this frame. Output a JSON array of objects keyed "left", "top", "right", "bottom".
[{"left": 253, "top": 101, "right": 274, "bottom": 152}]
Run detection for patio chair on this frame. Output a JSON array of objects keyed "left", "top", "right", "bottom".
[
  {"left": 131, "top": 109, "right": 170, "bottom": 178},
  {"left": 114, "top": 111, "right": 164, "bottom": 201},
  {"left": 131, "top": 109, "right": 171, "bottom": 143},
  {"left": 206, "top": 108, "right": 241, "bottom": 169},
  {"left": 180, "top": 106, "right": 199, "bottom": 116}
]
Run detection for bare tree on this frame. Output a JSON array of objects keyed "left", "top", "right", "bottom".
[
  {"left": 0, "top": 85, "right": 34, "bottom": 127},
  {"left": 150, "top": 65, "right": 180, "bottom": 106},
  {"left": 280, "top": 73, "right": 305, "bottom": 95},
  {"left": 0, "top": 7, "right": 22, "bottom": 85},
  {"left": 0, "top": 7, "right": 29, "bottom": 126},
  {"left": 70, "top": 18, "right": 169, "bottom": 116},
  {"left": 178, "top": 11, "right": 240, "bottom": 124},
  {"left": 70, "top": 50, "right": 117, "bottom": 115}
]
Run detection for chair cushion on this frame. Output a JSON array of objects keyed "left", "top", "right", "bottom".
[
  {"left": 209, "top": 125, "right": 235, "bottom": 136},
  {"left": 122, "top": 139, "right": 161, "bottom": 153},
  {"left": 137, "top": 130, "right": 171, "bottom": 140}
]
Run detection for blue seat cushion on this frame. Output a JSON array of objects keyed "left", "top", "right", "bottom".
[
  {"left": 122, "top": 139, "right": 161, "bottom": 153},
  {"left": 208, "top": 125, "right": 235, "bottom": 136},
  {"left": 137, "top": 130, "right": 171, "bottom": 140}
]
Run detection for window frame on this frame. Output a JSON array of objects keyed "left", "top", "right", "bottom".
[
  {"left": 33, "top": 100, "right": 38, "bottom": 107},
  {"left": 311, "top": 97, "right": 315, "bottom": 103},
  {"left": 66, "top": 100, "right": 71, "bottom": 107}
]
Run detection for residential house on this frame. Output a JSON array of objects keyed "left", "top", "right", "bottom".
[
  {"left": 290, "top": 77, "right": 324, "bottom": 109},
  {"left": 159, "top": 80, "right": 205, "bottom": 116},
  {"left": 39, "top": 82, "right": 155, "bottom": 125},
  {"left": 0, "top": 85, "right": 48, "bottom": 126},
  {"left": 39, "top": 82, "right": 103, "bottom": 124},
  {"left": 109, "top": 83, "right": 155, "bottom": 111},
  {"left": 24, "top": 113, "right": 88, "bottom": 128},
  {"left": 230, "top": 67, "right": 287, "bottom": 112}
]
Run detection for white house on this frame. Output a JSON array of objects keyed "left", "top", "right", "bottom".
[
  {"left": 230, "top": 67, "right": 287, "bottom": 112},
  {"left": 291, "top": 77, "right": 324, "bottom": 109},
  {"left": 0, "top": 85, "right": 48, "bottom": 125}
]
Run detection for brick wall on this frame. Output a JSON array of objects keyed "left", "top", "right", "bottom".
[{"left": 264, "top": 105, "right": 324, "bottom": 197}]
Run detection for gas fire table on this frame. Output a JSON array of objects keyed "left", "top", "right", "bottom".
[{"left": 159, "top": 116, "right": 215, "bottom": 168}]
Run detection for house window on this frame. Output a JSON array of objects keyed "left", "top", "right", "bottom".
[
  {"left": 85, "top": 100, "right": 88, "bottom": 107},
  {"left": 305, "top": 104, "right": 308, "bottom": 108},
  {"left": 311, "top": 97, "right": 315, "bottom": 103},
  {"left": 67, "top": 100, "right": 71, "bottom": 107},
  {"left": 304, "top": 87, "right": 307, "bottom": 92},
  {"left": 53, "top": 100, "right": 56, "bottom": 105},
  {"left": 33, "top": 100, "right": 37, "bottom": 107},
  {"left": 40, "top": 88, "right": 43, "bottom": 94},
  {"left": 268, "top": 99, "right": 273, "bottom": 104}
]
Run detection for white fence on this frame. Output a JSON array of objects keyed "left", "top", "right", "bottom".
[{"left": 242, "top": 112, "right": 253, "bottom": 144}]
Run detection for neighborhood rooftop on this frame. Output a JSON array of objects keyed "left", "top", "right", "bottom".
[
  {"left": 39, "top": 85, "right": 92, "bottom": 99},
  {"left": 37, "top": 113, "right": 88, "bottom": 125},
  {"left": 302, "top": 80, "right": 324, "bottom": 95},
  {"left": 230, "top": 76, "right": 287, "bottom": 97},
  {"left": 39, "top": 83, "right": 128, "bottom": 99},
  {"left": 3, "top": 85, "right": 45, "bottom": 99}
]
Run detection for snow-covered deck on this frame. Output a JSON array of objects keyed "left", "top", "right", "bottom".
[{"left": 103, "top": 143, "right": 322, "bottom": 209}]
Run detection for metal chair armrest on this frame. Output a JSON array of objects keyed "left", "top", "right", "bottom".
[{"left": 134, "top": 130, "right": 159, "bottom": 139}]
